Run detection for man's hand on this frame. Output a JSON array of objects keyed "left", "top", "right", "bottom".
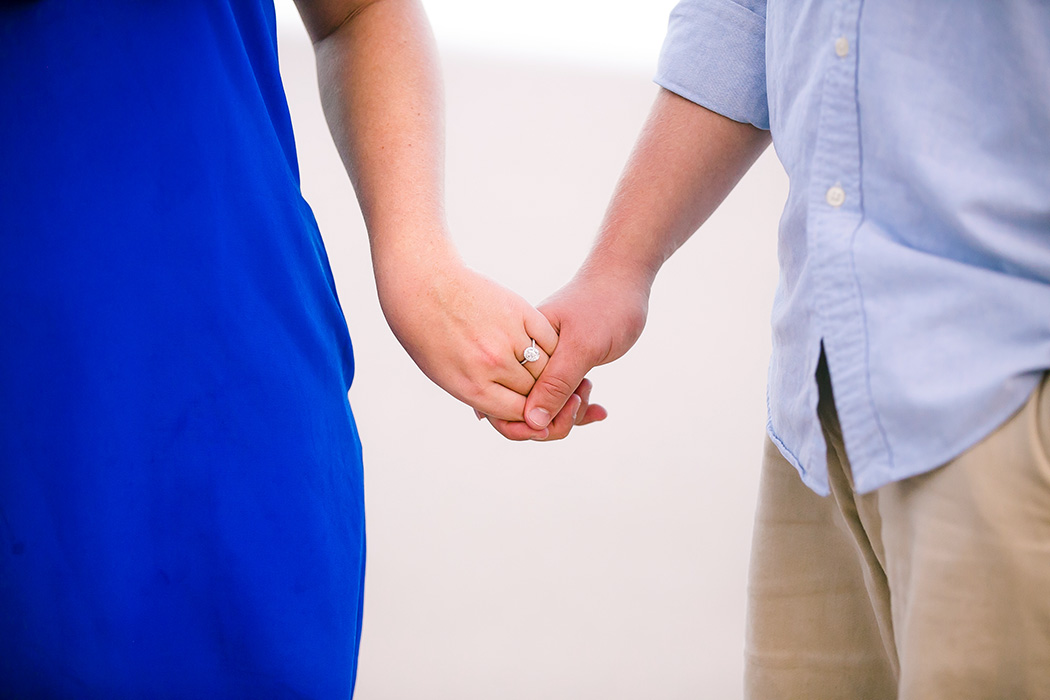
[{"left": 520, "top": 266, "right": 648, "bottom": 438}]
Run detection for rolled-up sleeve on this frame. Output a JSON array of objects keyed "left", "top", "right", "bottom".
[{"left": 655, "top": 0, "right": 769, "bottom": 129}]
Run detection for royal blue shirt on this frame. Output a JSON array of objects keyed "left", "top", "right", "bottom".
[
  {"left": 1, "top": 1, "right": 366, "bottom": 696},
  {"left": 657, "top": 0, "right": 1050, "bottom": 494}
]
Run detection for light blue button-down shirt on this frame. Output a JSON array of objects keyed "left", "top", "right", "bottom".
[{"left": 657, "top": 0, "right": 1050, "bottom": 494}]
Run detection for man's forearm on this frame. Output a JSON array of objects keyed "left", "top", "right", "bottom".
[
  {"left": 581, "top": 89, "right": 771, "bottom": 289},
  {"left": 520, "top": 90, "right": 772, "bottom": 436}
]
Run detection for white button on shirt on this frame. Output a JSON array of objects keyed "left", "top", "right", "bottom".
[
  {"left": 834, "top": 36, "right": 849, "bottom": 57},
  {"left": 825, "top": 185, "right": 846, "bottom": 207}
]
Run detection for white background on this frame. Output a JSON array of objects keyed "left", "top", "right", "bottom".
[
  {"left": 276, "top": 0, "right": 677, "bottom": 71},
  {"left": 275, "top": 2, "right": 788, "bottom": 697}
]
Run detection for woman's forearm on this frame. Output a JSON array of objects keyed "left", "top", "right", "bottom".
[{"left": 302, "top": 0, "right": 455, "bottom": 282}]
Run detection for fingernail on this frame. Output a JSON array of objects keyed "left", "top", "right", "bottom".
[
  {"left": 528, "top": 408, "right": 551, "bottom": 429},
  {"left": 474, "top": 409, "right": 485, "bottom": 421},
  {"left": 530, "top": 429, "right": 550, "bottom": 441}
]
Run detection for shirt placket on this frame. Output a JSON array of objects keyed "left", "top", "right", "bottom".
[{"left": 806, "top": 0, "right": 892, "bottom": 486}]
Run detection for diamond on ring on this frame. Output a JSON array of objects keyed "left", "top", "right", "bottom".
[{"left": 521, "top": 340, "right": 540, "bottom": 364}]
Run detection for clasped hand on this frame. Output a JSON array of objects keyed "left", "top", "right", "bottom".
[{"left": 380, "top": 247, "right": 647, "bottom": 441}]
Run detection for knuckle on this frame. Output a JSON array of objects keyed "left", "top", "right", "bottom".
[
  {"left": 463, "top": 380, "right": 490, "bottom": 407},
  {"left": 476, "top": 342, "right": 507, "bottom": 371},
  {"left": 537, "top": 374, "right": 577, "bottom": 403}
]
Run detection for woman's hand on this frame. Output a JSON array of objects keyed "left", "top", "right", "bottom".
[{"left": 374, "top": 237, "right": 558, "bottom": 436}]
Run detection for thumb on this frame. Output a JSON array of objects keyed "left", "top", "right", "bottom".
[{"left": 523, "top": 339, "right": 595, "bottom": 430}]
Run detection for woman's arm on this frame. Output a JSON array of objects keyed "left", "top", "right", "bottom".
[{"left": 295, "top": 0, "right": 575, "bottom": 436}]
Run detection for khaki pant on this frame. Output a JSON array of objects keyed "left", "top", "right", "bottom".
[{"left": 745, "top": 362, "right": 1050, "bottom": 700}]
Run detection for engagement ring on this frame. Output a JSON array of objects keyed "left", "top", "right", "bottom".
[{"left": 521, "top": 339, "right": 540, "bottom": 364}]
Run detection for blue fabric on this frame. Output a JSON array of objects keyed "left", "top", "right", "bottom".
[
  {"left": 656, "top": 0, "right": 1050, "bottom": 494},
  {"left": 0, "top": 1, "right": 366, "bottom": 697}
]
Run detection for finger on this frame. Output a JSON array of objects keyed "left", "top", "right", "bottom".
[
  {"left": 472, "top": 384, "right": 530, "bottom": 423},
  {"left": 523, "top": 339, "right": 595, "bottom": 430},
  {"left": 549, "top": 380, "right": 591, "bottom": 438},
  {"left": 573, "top": 377, "right": 594, "bottom": 422},
  {"left": 484, "top": 416, "right": 549, "bottom": 441},
  {"left": 515, "top": 339, "right": 550, "bottom": 381},
  {"left": 577, "top": 403, "right": 608, "bottom": 425},
  {"left": 569, "top": 378, "right": 607, "bottom": 425},
  {"left": 497, "top": 337, "right": 552, "bottom": 396},
  {"left": 523, "top": 306, "right": 559, "bottom": 357},
  {"left": 533, "top": 394, "right": 583, "bottom": 441}
]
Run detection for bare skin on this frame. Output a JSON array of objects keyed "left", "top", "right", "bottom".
[
  {"left": 501, "top": 89, "right": 772, "bottom": 440},
  {"left": 294, "top": 0, "right": 587, "bottom": 436}
]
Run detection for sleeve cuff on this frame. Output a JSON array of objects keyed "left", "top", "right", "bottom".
[{"left": 655, "top": 0, "right": 769, "bottom": 130}]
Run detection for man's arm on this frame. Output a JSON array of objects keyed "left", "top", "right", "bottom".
[
  {"left": 295, "top": 0, "right": 578, "bottom": 436},
  {"left": 519, "top": 88, "right": 771, "bottom": 438}
]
